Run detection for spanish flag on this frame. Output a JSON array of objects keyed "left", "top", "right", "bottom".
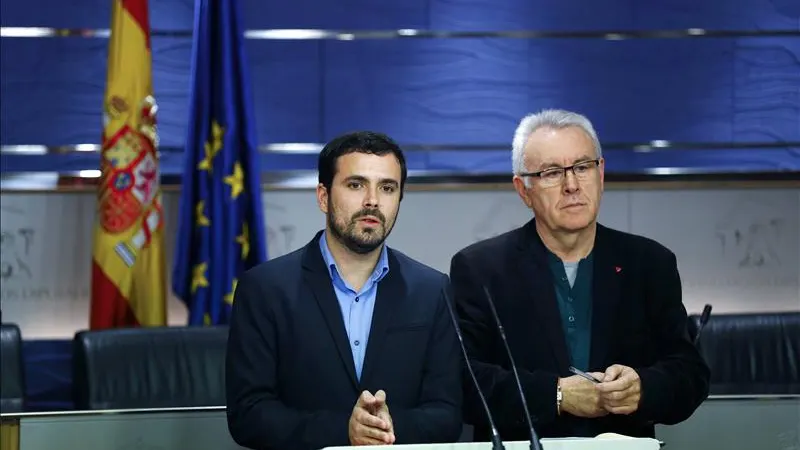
[{"left": 90, "top": 0, "right": 166, "bottom": 329}]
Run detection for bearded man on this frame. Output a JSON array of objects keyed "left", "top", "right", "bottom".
[{"left": 226, "top": 131, "right": 463, "bottom": 450}]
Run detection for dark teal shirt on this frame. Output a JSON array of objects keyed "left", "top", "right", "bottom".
[{"left": 547, "top": 251, "right": 594, "bottom": 371}]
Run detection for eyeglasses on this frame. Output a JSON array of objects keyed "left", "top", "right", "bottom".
[{"left": 519, "top": 159, "right": 602, "bottom": 188}]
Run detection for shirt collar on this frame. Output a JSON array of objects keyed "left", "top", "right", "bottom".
[{"left": 319, "top": 231, "right": 390, "bottom": 284}]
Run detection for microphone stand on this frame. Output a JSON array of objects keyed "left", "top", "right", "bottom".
[
  {"left": 442, "top": 287, "right": 505, "bottom": 450},
  {"left": 483, "top": 286, "right": 544, "bottom": 450}
]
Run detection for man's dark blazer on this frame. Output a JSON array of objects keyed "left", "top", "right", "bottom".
[
  {"left": 450, "top": 218, "right": 710, "bottom": 440},
  {"left": 226, "top": 231, "right": 463, "bottom": 450}
]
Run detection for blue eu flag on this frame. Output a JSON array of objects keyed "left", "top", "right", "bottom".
[{"left": 172, "top": 0, "right": 267, "bottom": 326}]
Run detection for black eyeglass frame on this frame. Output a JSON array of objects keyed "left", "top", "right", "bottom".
[{"left": 518, "top": 158, "right": 603, "bottom": 182}]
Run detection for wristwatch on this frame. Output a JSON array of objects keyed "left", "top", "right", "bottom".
[{"left": 556, "top": 379, "right": 563, "bottom": 415}]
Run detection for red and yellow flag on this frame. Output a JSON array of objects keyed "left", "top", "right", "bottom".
[{"left": 90, "top": 0, "right": 166, "bottom": 329}]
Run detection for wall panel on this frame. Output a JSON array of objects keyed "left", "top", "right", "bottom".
[{"left": 2, "top": 186, "right": 797, "bottom": 339}]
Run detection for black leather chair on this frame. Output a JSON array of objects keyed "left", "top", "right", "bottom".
[
  {"left": 72, "top": 326, "right": 228, "bottom": 410},
  {"left": 691, "top": 312, "right": 800, "bottom": 395},
  {"left": 1, "top": 323, "right": 26, "bottom": 412}
]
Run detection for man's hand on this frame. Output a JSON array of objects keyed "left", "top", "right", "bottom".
[
  {"left": 373, "top": 390, "right": 394, "bottom": 439},
  {"left": 559, "top": 373, "right": 608, "bottom": 418},
  {"left": 595, "top": 364, "right": 642, "bottom": 415},
  {"left": 348, "top": 390, "right": 396, "bottom": 446}
]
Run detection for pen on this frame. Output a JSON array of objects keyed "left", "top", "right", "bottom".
[{"left": 568, "top": 366, "right": 601, "bottom": 383}]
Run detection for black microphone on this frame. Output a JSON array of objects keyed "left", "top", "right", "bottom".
[
  {"left": 442, "top": 286, "right": 505, "bottom": 450},
  {"left": 693, "top": 304, "right": 713, "bottom": 346},
  {"left": 482, "top": 285, "right": 543, "bottom": 450}
]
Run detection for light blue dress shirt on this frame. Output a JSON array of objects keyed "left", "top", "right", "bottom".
[{"left": 319, "top": 231, "right": 390, "bottom": 381}]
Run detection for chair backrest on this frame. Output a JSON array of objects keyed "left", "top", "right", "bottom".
[
  {"left": 72, "top": 326, "right": 229, "bottom": 410},
  {"left": 691, "top": 312, "right": 800, "bottom": 395},
  {"left": 0, "top": 323, "right": 26, "bottom": 412}
]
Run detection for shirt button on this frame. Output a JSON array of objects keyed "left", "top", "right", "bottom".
[
  {"left": 568, "top": 316, "right": 575, "bottom": 322},
  {"left": 354, "top": 340, "right": 360, "bottom": 346},
  {"left": 355, "top": 297, "right": 359, "bottom": 302},
  {"left": 568, "top": 297, "right": 573, "bottom": 302}
]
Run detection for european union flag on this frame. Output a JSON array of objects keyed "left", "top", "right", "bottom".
[{"left": 172, "top": 0, "right": 267, "bottom": 326}]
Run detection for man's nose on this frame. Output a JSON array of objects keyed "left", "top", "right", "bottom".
[
  {"left": 363, "top": 187, "right": 379, "bottom": 208},
  {"left": 563, "top": 169, "right": 580, "bottom": 192}
]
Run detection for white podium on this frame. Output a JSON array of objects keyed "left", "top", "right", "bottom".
[{"left": 324, "top": 436, "right": 661, "bottom": 450}]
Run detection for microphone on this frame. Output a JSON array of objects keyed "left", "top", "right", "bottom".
[
  {"left": 482, "top": 286, "right": 543, "bottom": 450},
  {"left": 693, "top": 304, "right": 713, "bottom": 346},
  {"left": 442, "top": 286, "right": 505, "bottom": 450}
]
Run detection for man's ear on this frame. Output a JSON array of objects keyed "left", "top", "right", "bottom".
[
  {"left": 512, "top": 175, "right": 533, "bottom": 208},
  {"left": 316, "top": 183, "right": 329, "bottom": 214},
  {"left": 598, "top": 157, "right": 605, "bottom": 193}
]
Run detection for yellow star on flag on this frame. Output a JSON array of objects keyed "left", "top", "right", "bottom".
[
  {"left": 191, "top": 262, "right": 209, "bottom": 294},
  {"left": 236, "top": 222, "right": 250, "bottom": 260},
  {"left": 198, "top": 121, "right": 225, "bottom": 173},
  {"left": 223, "top": 278, "right": 238, "bottom": 305},
  {"left": 195, "top": 201, "right": 210, "bottom": 226},
  {"left": 224, "top": 161, "right": 244, "bottom": 199}
]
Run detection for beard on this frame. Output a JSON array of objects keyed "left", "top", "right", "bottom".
[{"left": 328, "top": 201, "right": 393, "bottom": 255}]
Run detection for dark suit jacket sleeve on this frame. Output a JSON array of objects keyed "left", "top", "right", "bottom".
[
  {"left": 450, "top": 252, "right": 560, "bottom": 429},
  {"left": 635, "top": 249, "right": 710, "bottom": 425},
  {"left": 226, "top": 270, "right": 351, "bottom": 450},
  {"left": 389, "top": 276, "right": 464, "bottom": 443}
]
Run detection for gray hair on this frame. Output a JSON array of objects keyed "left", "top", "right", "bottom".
[{"left": 511, "top": 109, "right": 602, "bottom": 179}]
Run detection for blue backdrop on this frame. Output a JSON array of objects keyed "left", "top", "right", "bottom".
[{"left": 1, "top": 0, "right": 799, "bottom": 175}]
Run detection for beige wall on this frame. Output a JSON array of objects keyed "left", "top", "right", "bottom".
[{"left": 1, "top": 185, "right": 798, "bottom": 338}]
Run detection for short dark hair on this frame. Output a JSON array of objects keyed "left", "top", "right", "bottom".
[{"left": 317, "top": 131, "right": 408, "bottom": 197}]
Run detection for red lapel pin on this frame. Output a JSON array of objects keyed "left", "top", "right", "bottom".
[{"left": 614, "top": 266, "right": 622, "bottom": 273}]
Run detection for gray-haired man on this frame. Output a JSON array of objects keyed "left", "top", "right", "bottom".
[{"left": 450, "top": 109, "right": 710, "bottom": 439}]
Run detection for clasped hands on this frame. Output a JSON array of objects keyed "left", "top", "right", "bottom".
[
  {"left": 348, "top": 390, "right": 396, "bottom": 446},
  {"left": 560, "top": 364, "right": 642, "bottom": 418}
]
